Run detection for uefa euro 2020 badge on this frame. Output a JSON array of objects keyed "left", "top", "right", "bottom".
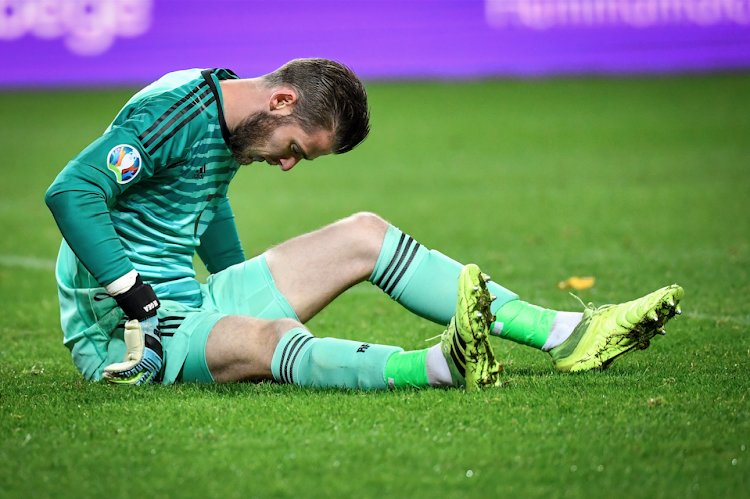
[{"left": 107, "top": 144, "right": 142, "bottom": 184}]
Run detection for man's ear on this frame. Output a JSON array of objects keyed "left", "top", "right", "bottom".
[{"left": 269, "top": 88, "right": 297, "bottom": 115}]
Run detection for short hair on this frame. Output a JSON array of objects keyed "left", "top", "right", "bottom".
[{"left": 262, "top": 58, "right": 370, "bottom": 154}]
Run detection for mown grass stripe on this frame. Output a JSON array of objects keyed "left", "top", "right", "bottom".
[{"left": 0, "top": 255, "right": 55, "bottom": 270}]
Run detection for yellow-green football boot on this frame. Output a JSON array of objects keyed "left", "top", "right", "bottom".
[
  {"left": 441, "top": 264, "right": 503, "bottom": 390},
  {"left": 550, "top": 284, "right": 684, "bottom": 372}
]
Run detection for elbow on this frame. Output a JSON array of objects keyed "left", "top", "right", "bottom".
[
  {"left": 45, "top": 186, "right": 58, "bottom": 212},
  {"left": 45, "top": 184, "right": 64, "bottom": 215},
  {"left": 45, "top": 166, "right": 111, "bottom": 221},
  {"left": 45, "top": 183, "right": 80, "bottom": 218}
]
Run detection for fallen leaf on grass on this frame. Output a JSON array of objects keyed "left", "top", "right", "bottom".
[{"left": 557, "top": 276, "right": 596, "bottom": 290}]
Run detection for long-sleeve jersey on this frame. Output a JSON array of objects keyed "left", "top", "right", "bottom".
[{"left": 46, "top": 68, "right": 246, "bottom": 307}]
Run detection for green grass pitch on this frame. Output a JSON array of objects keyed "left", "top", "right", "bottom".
[{"left": 0, "top": 73, "right": 748, "bottom": 499}]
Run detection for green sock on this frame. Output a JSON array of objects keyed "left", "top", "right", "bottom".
[
  {"left": 369, "top": 225, "right": 519, "bottom": 325},
  {"left": 271, "top": 328, "right": 403, "bottom": 390},
  {"left": 383, "top": 349, "right": 430, "bottom": 388},
  {"left": 491, "top": 300, "right": 557, "bottom": 350},
  {"left": 369, "top": 225, "right": 561, "bottom": 350}
]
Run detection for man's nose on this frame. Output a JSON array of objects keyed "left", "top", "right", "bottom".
[{"left": 279, "top": 156, "right": 299, "bottom": 171}]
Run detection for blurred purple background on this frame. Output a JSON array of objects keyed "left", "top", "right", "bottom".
[{"left": 1, "top": 0, "right": 749, "bottom": 87}]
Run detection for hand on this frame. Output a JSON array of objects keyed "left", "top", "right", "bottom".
[{"left": 103, "top": 317, "right": 163, "bottom": 385}]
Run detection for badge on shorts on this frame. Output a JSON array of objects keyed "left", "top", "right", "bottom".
[{"left": 107, "top": 144, "right": 142, "bottom": 184}]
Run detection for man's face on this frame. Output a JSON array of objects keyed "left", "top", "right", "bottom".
[{"left": 228, "top": 111, "right": 334, "bottom": 171}]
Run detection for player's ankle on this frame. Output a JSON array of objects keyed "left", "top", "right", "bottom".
[
  {"left": 425, "top": 343, "right": 453, "bottom": 386},
  {"left": 542, "top": 311, "right": 584, "bottom": 351}
]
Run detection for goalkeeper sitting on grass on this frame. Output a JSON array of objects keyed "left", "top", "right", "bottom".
[{"left": 45, "top": 58, "right": 683, "bottom": 392}]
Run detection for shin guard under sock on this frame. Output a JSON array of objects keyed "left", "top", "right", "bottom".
[
  {"left": 369, "top": 225, "right": 569, "bottom": 350},
  {"left": 271, "top": 328, "right": 402, "bottom": 390},
  {"left": 369, "top": 225, "right": 519, "bottom": 326}
]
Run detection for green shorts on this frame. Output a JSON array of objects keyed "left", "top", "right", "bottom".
[
  {"left": 178, "top": 253, "right": 299, "bottom": 383},
  {"left": 64, "top": 254, "right": 298, "bottom": 384}
]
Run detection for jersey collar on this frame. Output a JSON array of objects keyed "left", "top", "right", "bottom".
[{"left": 201, "top": 68, "right": 238, "bottom": 148}]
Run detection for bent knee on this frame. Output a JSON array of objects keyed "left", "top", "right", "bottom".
[
  {"left": 339, "top": 212, "right": 388, "bottom": 257},
  {"left": 339, "top": 212, "right": 388, "bottom": 237},
  {"left": 205, "top": 316, "right": 305, "bottom": 383},
  {"left": 346, "top": 211, "right": 388, "bottom": 231},
  {"left": 269, "top": 318, "right": 305, "bottom": 344}
]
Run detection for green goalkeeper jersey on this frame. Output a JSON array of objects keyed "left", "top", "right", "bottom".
[{"left": 46, "top": 68, "right": 245, "bottom": 307}]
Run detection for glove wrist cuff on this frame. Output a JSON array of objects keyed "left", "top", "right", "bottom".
[{"left": 114, "top": 275, "right": 160, "bottom": 321}]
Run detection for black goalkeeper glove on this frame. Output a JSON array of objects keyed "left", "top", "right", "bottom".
[{"left": 102, "top": 275, "right": 163, "bottom": 385}]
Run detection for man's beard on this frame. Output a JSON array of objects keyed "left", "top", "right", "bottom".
[{"left": 227, "top": 111, "right": 296, "bottom": 165}]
